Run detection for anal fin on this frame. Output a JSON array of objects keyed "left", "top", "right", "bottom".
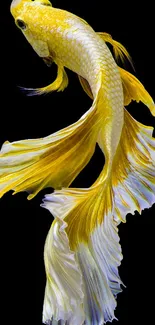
[{"left": 119, "top": 67, "right": 155, "bottom": 116}]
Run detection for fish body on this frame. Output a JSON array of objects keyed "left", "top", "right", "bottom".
[
  {"left": 0, "top": 1, "right": 155, "bottom": 324},
  {"left": 11, "top": 1, "right": 119, "bottom": 88},
  {"left": 11, "top": 0, "right": 124, "bottom": 158}
]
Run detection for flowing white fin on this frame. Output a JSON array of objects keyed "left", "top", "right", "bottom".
[
  {"left": 42, "top": 218, "right": 84, "bottom": 325},
  {"left": 112, "top": 109, "right": 155, "bottom": 223},
  {"left": 42, "top": 182, "right": 123, "bottom": 324}
]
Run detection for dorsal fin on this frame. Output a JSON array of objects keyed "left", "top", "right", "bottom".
[{"left": 97, "top": 32, "right": 134, "bottom": 69}]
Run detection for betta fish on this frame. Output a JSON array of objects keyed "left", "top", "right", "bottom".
[{"left": 0, "top": 0, "right": 155, "bottom": 324}]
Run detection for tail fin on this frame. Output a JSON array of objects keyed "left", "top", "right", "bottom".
[
  {"left": 42, "top": 218, "right": 84, "bottom": 325},
  {"left": 42, "top": 184, "right": 123, "bottom": 325},
  {"left": 112, "top": 109, "right": 155, "bottom": 222},
  {"left": 0, "top": 104, "right": 99, "bottom": 199},
  {"left": 42, "top": 109, "right": 155, "bottom": 324},
  {"left": 97, "top": 108, "right": 155, "bottom": 223}
]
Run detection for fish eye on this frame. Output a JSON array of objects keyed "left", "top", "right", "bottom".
[{"left": 16, "top": 19, "right": 27, "bottom": 31}]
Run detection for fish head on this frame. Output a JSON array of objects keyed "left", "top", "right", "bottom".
[{"left": 10, "top": 0, "right": 53, "bottom": 59}]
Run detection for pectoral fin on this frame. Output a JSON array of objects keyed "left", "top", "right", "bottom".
[
  {"left": 22, "top": 64, "right": 69, "bottom": 95},
  {"left": 78, "top": 75, "right": 93, "bottom": 99},
  {"left": 43, "top": 56, "right": 54, "bottom": 67}
]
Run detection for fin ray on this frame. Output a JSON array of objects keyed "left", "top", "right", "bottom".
[
  {"left": 43, "top": 185, "right": 123, "bottom": 324},
  {"left": 43, "top": 218, "right": 84, "bottom": 324},
  {"left": 0, "top": 105, "right": 99, "bottom": 199},
  {"left": 112, "top": 109, "right": 155, "bottom": 222},
  {"left": 42, "top": 108, "right": 155, "bottom": 323},
  {"left": 22, "top": 64, "right": 69, "bottom": 96},
  {"left": 97, "top": 32, "right": 134, "bottom": 69}
]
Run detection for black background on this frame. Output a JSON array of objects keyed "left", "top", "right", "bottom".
[{"left": 0, "top": 1, "right": 155, "bottom": 324}]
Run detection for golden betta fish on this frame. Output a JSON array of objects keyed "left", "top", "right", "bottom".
[{"left": 0, "top": 0, "right": 155, "bottom": 324}]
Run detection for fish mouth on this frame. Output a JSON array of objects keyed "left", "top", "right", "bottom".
[{"left": 43, "top": 56, "right": 54, "bottom": 67}]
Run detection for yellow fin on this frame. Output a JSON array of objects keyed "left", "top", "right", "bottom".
[
  {"left": 41, "top": 105, "right": 155, "bottom": 325},
  {"left": 23, "top": 64, "right": 69, "bottom": 95},
  {"left": 119, "top": 67, "right": 155, "bottom": 115},
  {"left": 78, "top": 75, "right": 93, "bottom": 99},
  {"left": 0, "top": 104, "right": 98, "bottom": 199},
  {"left": 42, "top": 109, "right": 155, "bottom": 321},
  {"left": 96, "top": 109, "right": 155, "bottom": 223},
  {"left": 97, "top": 32, "right": 134, "bottom": 69},
  {"left": 112, "top": 108, "right": 155, "bottom": 221}
]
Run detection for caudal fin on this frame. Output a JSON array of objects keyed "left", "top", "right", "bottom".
[
  {"left": 42, "top": 183, "right": 123, "bottom": 325},
  {"left": 42, "top": 217, "right": 85, "bottom": 325},
  {"left": 97, "top": 107, "right": 155, "bottom": 223},
  {"left": 112, "top": 108, "right": 155, "bottom": 223},
  {"left": 0, "top": 104, "right": 99, "bottom": 199},
  {"left": 42, "top": 108, "right": 155, "bottom": 324}
]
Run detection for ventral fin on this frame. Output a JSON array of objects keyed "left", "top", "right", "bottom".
[{"left": 78, "top": 75, "right": 93, "bottom": 99}]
